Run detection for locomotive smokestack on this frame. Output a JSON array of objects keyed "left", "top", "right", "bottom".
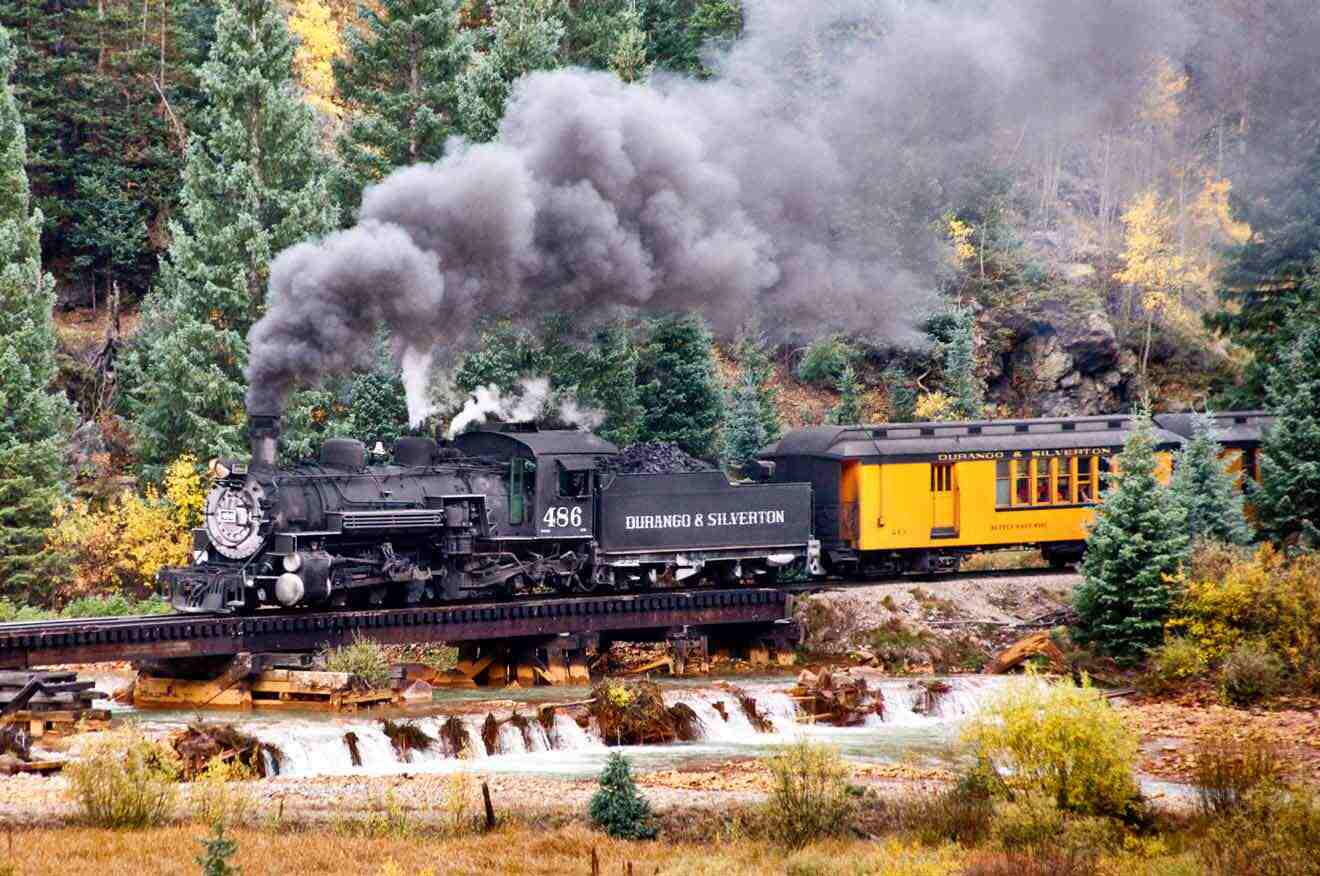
[{"left": 248, "top": 413, "right": 280, "bottom": 469}]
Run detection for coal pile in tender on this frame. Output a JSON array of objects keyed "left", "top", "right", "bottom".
[{"left": 603, "top": 442, "right": 714, "bottom": 475}]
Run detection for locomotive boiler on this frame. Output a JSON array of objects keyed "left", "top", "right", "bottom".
[{"left": 162, "top": 415, "right": 820, "bottom": 614}]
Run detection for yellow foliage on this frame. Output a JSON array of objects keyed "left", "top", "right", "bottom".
[
  {"left": 1166, "top": 544, "right": 1320, "bottom": 676},
  {"left": 1191, "top": 173, "right": 1252, "bottom": 245},
  {"left": 1114, "top": 190, "right": 1184, "bottom": 293},
  {"left": 1141, "top": 56, "right": 1188, "bottom": 128},
  {"left": 48, "top": 456, "right": 205, "bottom": 596},
  {"left": 961, "top": 673, "right": 1140, "bottom": 816},
  {"left": 289, "top": 0, "right": 341, "bottom": 118},
  {"left": 945, "top": 214, "right": 976, "bottom": 265},
  {"left": 914, "top": 391, "right": 957, "bottom": 422}
]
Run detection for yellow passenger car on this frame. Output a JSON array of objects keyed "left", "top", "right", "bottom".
[{"left": 760, "top": 412, "right": 1271, "bottom": 575}]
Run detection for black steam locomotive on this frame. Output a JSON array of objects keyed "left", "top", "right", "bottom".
[{"left": 162, "top": 416, "right": 820, "bottom": 614}]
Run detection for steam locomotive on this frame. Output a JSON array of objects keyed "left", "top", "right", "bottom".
[{"left": 162, "top": 415, "right": 820, "bottom": 613}]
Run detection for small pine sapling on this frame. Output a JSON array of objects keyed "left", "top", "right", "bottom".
[
  {"left": 197, "top": 822, "right": 240, "bottom": 876},
  {"left": 588, "top": 752, "right": 657, "bottom": 839}
]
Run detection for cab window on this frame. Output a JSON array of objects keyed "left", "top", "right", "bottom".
[
  {"left": 559, "top": 467, "right": 590, "bottom": 498},
  {"left": 509, "top": 458, "right": 536, "bottom": 524}
]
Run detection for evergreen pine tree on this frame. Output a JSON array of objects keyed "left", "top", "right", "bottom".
[
  {"left": 881, "top": 362, "right": 916, "bottom": 423},
  {"left": 577, "top": 322, "right": 643, "bottom": 447},
  {"left": 827, "top": 363, "right": 865, "bottom": 425},
  {"left": 1252, "top": 327, "right": 1320, "bottom": 546},
  {"left": 733, "top": 328, "right": 781, "bottom": 444},
  {"left": 347, "top": 339, "right": 410, "bottom": 448},
  {"left": 456, "top": 0, "right": 566, "bottom": 142},
  {"left": 945, "top": 305, "right": 983, "bottom": 419},
  {"left": 118, "top": 0, "right": 338, "bottom": 476},
  {"left": 636, "top": 313, "right": 722, "bottom": 458},
  {"left": 332, "top": 0, "right": 472, "bottom": 214},
  {"left": 720, "top": 372, "right": 766, "bottom": 472},
  {"left": 0, "top": 24, "right": 74, "bottom": 604},
  {"left": 1169, "top": 411, "right": 1253, "bottom": 546},
  {"left": 1, "top": 0, "right": 189, "bottom": 299},
  {"left": 1074, "top": 415, "right": 1189, "bottom": 663},
  {"left": 1210, "top": 135, "right": 1320, "bottom": 405},
  {"left": 588, "top": 751, "right": 656, "bottom": 840}
]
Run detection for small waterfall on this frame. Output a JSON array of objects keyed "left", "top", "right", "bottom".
[
  {"left": 551, "top": 713, "right": 604, "bottom": 751},
  {"left": 670, "top": 694, "right": 762, "bottom": 742},
  {"left": 460, "top": 716, "right": 487, "bottom": 757},
  {"left": 495, "top": 721, "right": 527, "bottom": 755},
  {"left": 522, "top": 719, "right": 552, "bottom": 753},
  {"left": 757, "top": 691, "right": 800, "bottom": 732}
]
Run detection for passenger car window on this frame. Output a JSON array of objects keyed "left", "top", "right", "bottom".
[{"left": 996, "top": 459, "right": 1011, "bottom": 507}]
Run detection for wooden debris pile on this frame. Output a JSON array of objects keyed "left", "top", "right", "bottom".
[
  {"left": 590, "top": 679, "right": 691, "bottom": 745},
  {"left": 172, "top": 722, "right": 280, "bottom": 778},
  {"left": 0, "top": 670, "right": 110, "bottom": 738},
  {"left": 789, "top": 668, "right": 884, "bottom": 726}
]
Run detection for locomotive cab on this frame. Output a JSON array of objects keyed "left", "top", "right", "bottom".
[{"left": 451, "top": 427, "right": 616, "bottom": 540}]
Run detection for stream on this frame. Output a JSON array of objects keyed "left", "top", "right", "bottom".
[{"left": 100, "top": 674, "right": 1010, "bottom": 781}]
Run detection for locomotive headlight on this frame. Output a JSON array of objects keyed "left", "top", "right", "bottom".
[
  {"left": 283, "top": 552, "right": 303, "bottom": 573},
  {"left": 275, "top": 573, "right": 305, "bottom": 606}
]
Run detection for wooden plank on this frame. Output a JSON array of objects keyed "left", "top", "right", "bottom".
[
  {"left": 0, "top": 671, "right": 75, "bottom": 686},
  {"left": 133, "top": 676, "right": 252, "bottom": 709}
]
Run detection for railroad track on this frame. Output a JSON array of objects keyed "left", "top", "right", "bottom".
[
  {"left": 782, "top": 565, "right": 1074, "bottom": 593},
  {"left": 0, "top": 587, "right": 794, "bottom": 669}
]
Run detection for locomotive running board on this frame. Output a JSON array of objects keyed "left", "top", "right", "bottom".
[{"left": 0, "top": 588, "right": 792, "bottom": 669}]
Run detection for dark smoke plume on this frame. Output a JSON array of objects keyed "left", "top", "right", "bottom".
[{"left": 245, "top": 0, "right": 1292, "bottom": 418}]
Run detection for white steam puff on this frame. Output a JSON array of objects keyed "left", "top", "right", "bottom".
[
  {"left": 446, "top": 378, "right": 604, "bottom": 438},
  {"left": 244, "top": 0, "right": 1319, "bottom": 416}
]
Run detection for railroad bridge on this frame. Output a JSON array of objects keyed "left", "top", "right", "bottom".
[{"left": 0, "top": 588, "right": 797, "bottom": 672}]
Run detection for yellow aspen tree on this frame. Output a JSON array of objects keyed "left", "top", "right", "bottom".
[
  {"left": 1115, "top": 190, "right": 1188, "bottom": 384},
  {"left": 289, "top": 0, "right": 342, "bottom": 118}
]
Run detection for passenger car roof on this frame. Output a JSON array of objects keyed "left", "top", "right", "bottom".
[
  {"left": 760, "top": 414, "right": 1191, "bottom": 461},
  {"left": 1153, "top": 411, "right": 1274, "bottom": 446}
]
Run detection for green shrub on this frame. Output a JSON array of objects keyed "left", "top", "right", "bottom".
[
  {"left": 61, "top": 593, "right": 171, "bottom": 617},
  {"left": 323, "top": 634, "right": 393, "bottom": 690},
  {"left": 795, "top": 336, "right": 856, "bottom": 386},
  {"left": 1199, "top": 784, "right": 1320, "bottom": 876},
  {"left": 1140, "top": 637, "right": 1209, "bottom": 694},
  {"left": 1190, "top": 726, "right": 1283, "bottom": 816},
  {"left": 65, "top": 723, "right": 182, "bottom": 828},
  {"left": 588, "top": 752, "right": 656, "bottom": 840},
  {"left": 1218, "top": 640, "right": 1284, "bottom": 706},
  {"left": 760, "top": 739, "right": 854, "bottom": 848},
  {"left": 990, "top": 794, "right": 1065, "bottom": 852},
  {"left": 961, "top": 674, "right": 1141, "bottom": 817}
]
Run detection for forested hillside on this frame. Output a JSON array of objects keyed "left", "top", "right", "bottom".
[{"left": 4, "top": 0, "right": 1320, "bottom": 605}]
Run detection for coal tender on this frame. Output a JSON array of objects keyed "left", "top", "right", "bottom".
[
  {"left": 162, "top": 416, "right": 819, "bottom": 614},
  {"left": 595, "top": 470, "right": 819, "bottom": 587}
]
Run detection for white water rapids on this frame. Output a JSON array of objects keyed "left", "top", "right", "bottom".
[{"left": 142, "top": 676, "right": 1004, "bottom": 780}]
